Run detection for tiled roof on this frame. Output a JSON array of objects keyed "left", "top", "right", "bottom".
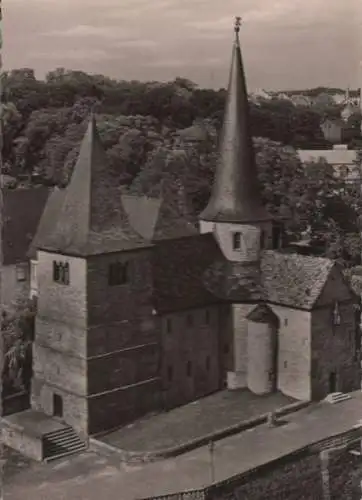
[
  {"left": 152, "top": 179, "right": 198, "bottom": 241},
  {"left": 152, "top": 233, "right": 224, "bottom": 313},
  {"left": 261, "top": 250, "right": 335, "bottom": 310},
  {"left": 121, "top": 195, "right": 161, "bottom": 241},
  {"left": 27, "top": 187, "right": 66, "bottom": 260},
  {"left": 203, "top": 259, "right": 263, "bottom": 302},
  {"left": 122, "top": 181, "right": 198, "bottom": 243},
  {"left": 40, "top": 116, "right": 149, "bottom": 256},
  {"left": 2, "top": 187, "right": 50, "bottom": 266},
  {"left": 297, "top": 149, "right": 357, "bottom": 166},
  {"left": 177, "top": 124, "right": 208, "bottom": 142},
  {"left": 163, "top": 243, "right": 336, "bottom": 311}
]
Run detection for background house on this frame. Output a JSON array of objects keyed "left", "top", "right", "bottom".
[
  {"left": 297, "top": 145, "right": 359, "bottom": 184},
  {"left": 2, "top": 187, "right": 50, "bottom": 310}
]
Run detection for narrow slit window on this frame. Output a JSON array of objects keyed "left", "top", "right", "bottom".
[
  {"left": 166, "top": 318, "right": 172, "bottom": 334},
  {"left": 232, "top": 232, "right": 241, "bottom": 250},
  {"left": 206, "top": 356, "right": 210, "bottom": 371}
]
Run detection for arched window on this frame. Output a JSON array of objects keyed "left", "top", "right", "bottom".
[{"left": 53, "top": 261, "right": 70, "bottom": 285}]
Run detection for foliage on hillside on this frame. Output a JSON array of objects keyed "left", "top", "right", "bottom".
[
  {"left": 2, "top": 68, "right": 362, "bottom": 266},
  {"left": 3, "top": 67, "right": 339, "bottom": 177}
]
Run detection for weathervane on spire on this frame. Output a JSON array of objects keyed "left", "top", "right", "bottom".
[{"left": 234, "top": 16, "right": 242, "bottom": 33}]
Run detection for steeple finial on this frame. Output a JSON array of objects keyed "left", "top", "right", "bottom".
[{"left": 234, "top": 16, "right": 241, "bottom": 46}]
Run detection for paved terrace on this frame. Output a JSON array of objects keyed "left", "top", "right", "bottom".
[
  {"left": 100, "top": 389, "right": 295, "bottom": 452},
  {"left": 4, "top": 390, "right": 362, "bottom": 500}
]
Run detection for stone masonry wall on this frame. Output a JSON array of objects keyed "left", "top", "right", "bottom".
[
  {"left": 36, "top": 251, "right": 87, "bottom": 328},
  {"left": 86, "top": 250, "right": 162, "bottom": 433},
  {"left": 33, "top": 249, "right": 162, "bottom": 435},
  {"left": 33, "top": 344, "right": 87, "bottom": 395},
  {"left": 32, "top": 251, "right": 88, "bottom": 433},
  {"left": 35, "top": 317, "right": 87, "bottom": 358},
  {"left": 141, "top": 431, "right": 362, "bottom": 500},
  {"left": 311, "top": 266, "right": 360, "bottom": 400},
  {"left": 327, "top": 444, "right": 362, "bottom": 499},
  {"left": 160, "top": 306, "right": 221, "bottom": 409},
  {"left": 31, "top": 377, "right": 88, "bottom": 437},
  {"left": 87, "top": 343, "right": 159, "bottom": 395},
  {"left": 228, "top": 303, "right": 255, "bottom": 389},
  {"left": 207, "top": 451, "right": 322, "bottom": 500},
  {"left": 88, "top": 378, "right": 160, "bottom": 435},
  {"left": 270, "top": 305, "right": 311, "bottom": 401}
]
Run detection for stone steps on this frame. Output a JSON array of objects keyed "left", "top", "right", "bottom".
[
  {"left": 324, "top": 392, "right": 352, "bottom": 405},
  {"left": 43, "top": 426, "right": 87, "bottom": 462}
]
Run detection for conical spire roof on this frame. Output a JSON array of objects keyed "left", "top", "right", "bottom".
[
  {"left": 200, "top": 18, "right": 270, "bottom": 223},
  {"left": 152, "top": 176, "right": 198, "bottom": 240},
  {"left": 40, "top": 115, "right": 149, "bottom": 256}
]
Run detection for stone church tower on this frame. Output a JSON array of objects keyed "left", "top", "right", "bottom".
[
  {"left": 32, "top": 116, "right": 160, "bottom": 436},
  {"left": 199, "top": 19, "right": 274, "bottom": 389}
]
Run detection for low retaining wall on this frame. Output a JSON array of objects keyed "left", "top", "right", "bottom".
[
  {"left": 90, "top": 400, "right": 310, "bottom": 464},
  {"left": 137, "top": 427, "right": 362, "bottom": 500},
  {"left": 1, "top": 418, "right": 43, "bottom": 461},
  {"left": 135, "top": 491, "right": 206, "bottom": 500}
]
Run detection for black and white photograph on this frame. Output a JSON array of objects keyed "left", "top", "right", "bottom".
[{"left": 1, "top": 0, "right": 362, "bottom": 498}]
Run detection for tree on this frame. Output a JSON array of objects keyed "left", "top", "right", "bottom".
[{"left": 2, "top": 298, "right": 37, "bottom": 395}]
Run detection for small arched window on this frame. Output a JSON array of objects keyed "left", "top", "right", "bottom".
[{"left": 53, "top": 261, "right": 70, "bottom": 285}]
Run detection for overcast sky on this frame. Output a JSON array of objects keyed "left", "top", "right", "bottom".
[{"left": 4, "top": 0, "right": 362, "bottom": 90}]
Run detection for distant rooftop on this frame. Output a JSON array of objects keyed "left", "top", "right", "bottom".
[{"left": 297, "top": 147, "right": 357, "bottom": 166}]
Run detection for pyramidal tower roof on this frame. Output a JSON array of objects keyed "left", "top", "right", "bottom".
[
  {"left": 200, "top": 18, "right": 270, "bottom": 223},
  {"left": 152, "top": 176, "right": 198, "bottom": 240},
  {"left": 40, "top": 114, "right": 149, "bottom": 256}
]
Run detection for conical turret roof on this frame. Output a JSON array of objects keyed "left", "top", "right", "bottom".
[{"left": 200, "top": 18, "right": 270, "bottom": 224}]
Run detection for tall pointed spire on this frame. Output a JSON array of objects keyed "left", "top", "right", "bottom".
[
  {"left": 200, "top": 17, "right": 269, "bottom": 223},
  {"left": 40, "top": 114, "right": 148, "bottom": 255}
]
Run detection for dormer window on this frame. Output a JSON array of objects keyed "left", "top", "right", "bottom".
[
  {"left": 108, "top": 262, "right": 128, "bottom": 286},
  {"left": 333, "top": 301, "right": 341, "bottom": 326},
  {"left": 232, "top": 232, "right": 241, "bottom": 250},
  {"left": 53, "top": 261, "right": 70, "bottom": 285}
]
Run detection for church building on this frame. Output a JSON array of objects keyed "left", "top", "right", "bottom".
[{"left": 28, "top": 21, "right": 361, "bottom": 437}]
